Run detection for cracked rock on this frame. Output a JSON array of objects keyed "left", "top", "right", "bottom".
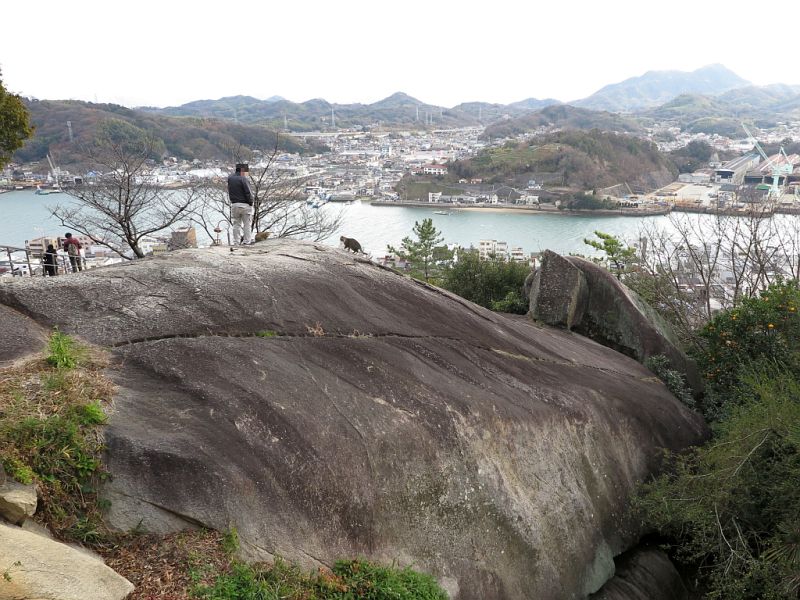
[{"left": 0, "top": 240, "right": 708, "bottom": 600}]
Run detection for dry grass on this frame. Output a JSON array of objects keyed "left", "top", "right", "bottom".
[
  {"left": 99, "top": 530, "right": 232, "bottom": 600},
  {"left": 306, "top": 322, "right": 326, "bottom": 337}
]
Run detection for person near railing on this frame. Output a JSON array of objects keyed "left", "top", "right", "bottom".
[
  {"left": 63, "top": 233, "right": 83, "bottom": 273},
  {"left": 43, "top": 244, "right": 58, "bottom": 276}
]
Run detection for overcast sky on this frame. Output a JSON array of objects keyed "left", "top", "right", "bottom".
[{"left": 2, "top": 0, "right": 796, "bottom": 109}]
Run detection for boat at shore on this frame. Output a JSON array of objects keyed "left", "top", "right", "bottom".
[{"left": 35, "top": 186, "right": 62, "bottom": 196}]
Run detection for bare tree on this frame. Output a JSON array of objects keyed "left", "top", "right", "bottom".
[
  {"left": 223, "top": 138, "right": 343, "bottom": 242},
  {"left": 52, "top": 119, "right": 198, "bottom": 259},
  {"left": 636, "top": 203, "right": 799, "bottom": 343},
  {"left": 190, "top": 181, "right": 231, "bottom": 244}
]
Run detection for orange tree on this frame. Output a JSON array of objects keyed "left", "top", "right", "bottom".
[{"left": 697, "top": 280, "right": 800, "bottom": 420}]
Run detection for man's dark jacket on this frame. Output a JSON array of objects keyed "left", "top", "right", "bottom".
[{"left": 227, "top": 173, "right": 254, "bottom": 205}]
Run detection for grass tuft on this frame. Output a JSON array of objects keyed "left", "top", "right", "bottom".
[
  {"left": 46, "top": 329, "right": 83, "bottom": 369},
  {"left": 0, "top": 330, "right": 113, "bottom": 542}
]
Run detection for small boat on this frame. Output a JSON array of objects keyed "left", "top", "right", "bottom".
[
  {"left": 433, "top": 210, "right": 450, "bottom": 215},
  {"left": 35, "top": 186, "right": 62, "bottom": 195}
]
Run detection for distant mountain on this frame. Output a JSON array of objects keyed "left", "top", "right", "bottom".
[
  {"left": 508, "top": 97, "right": 561, "bottom": 110},
  {"left": 144, "top": 92, "right": 482, "bottom": 130},
  {"left": 481, "top": 104, "right": 644, "bottom": 139},
  {"left": 13, "top": 99, "right": 319, "bottom": 168},
  {"left": 450, "top": 102, "right": 530, "bottom": 123},
  {"left": 369, "top": 92, "right": 423, "bottom": 109},
  {"left": 574, "top": 64, "right": 750, "bottom": 112},
  {"left": 642, "top": 83, "right": 800, "bottom": 134}
]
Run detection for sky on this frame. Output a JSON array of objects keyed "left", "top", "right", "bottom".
[{"left": 2, "top": 0, "right": 797, "bottom": 109}]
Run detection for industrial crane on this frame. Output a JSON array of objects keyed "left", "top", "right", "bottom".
[
  {"left": 46, "top": 154, "right": 61, "bottom": 190},
  {"left": 741, "top": 122, "right": 793, "bottom": 200}
]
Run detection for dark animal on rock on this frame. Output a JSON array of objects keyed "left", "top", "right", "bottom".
[{"left": 340, "top": 236, "right": 363, "bottom": 253}]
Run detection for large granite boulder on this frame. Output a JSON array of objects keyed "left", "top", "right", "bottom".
[
  {"left": 528, "top": 251, "right": 702, "bottom": 396},
  {"left": 0, "top": 240, "right": 707, "bottom": 600},
  {"left": 0, "top": 522, "right": 134, "bottom": 600}
]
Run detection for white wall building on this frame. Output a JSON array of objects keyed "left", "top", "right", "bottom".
[{"left": 479, "top": 239, "right": 508, "bottom": 260}]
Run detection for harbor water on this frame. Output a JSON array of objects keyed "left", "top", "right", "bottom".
[{"left": 0, "top": 189, "right": 676, "bottom": 256}]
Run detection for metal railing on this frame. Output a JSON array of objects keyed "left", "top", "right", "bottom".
[{"left": 1, "top": 243, "right": 86, "bottom": 277}]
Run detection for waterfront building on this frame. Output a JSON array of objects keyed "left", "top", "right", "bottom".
[{"left": 479, "top": 239, "right": 508, "bottom": 260}]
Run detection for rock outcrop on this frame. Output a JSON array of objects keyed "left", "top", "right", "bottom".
[
  {"left": 0, "top": 522, "right": 134, "bottom": 600},
  {"left": 590, "top": 546, "right": 688, "bottom": 600},
  {"left": 528, "top": 250, "right": 702, "bottom": 396},
  {"left": 0, "top": 240, "right": 707, "bottom": 599},
  {"left": 528, "top": 250, "right": 588, "bottom": 329}
]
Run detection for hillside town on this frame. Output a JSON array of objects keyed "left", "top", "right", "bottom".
[{"left": 3, "top": 116, "right": 800, "bottom": 278}]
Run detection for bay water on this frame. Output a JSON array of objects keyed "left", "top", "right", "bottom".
[{"left": 0, "top": 189, "right": 677, "bottom": 256}]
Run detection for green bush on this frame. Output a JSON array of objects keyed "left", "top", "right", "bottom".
[
  {"left": 644, "top": 355, "right": 694, "bottom": 408},
  {"left": 192, "top": 557, "right": 449, "bottom": 600},
  {"left": 636, "top": 373, "right": 800, "bottom": 599},
  {"left": 443, "top": 250, "right": 530, "bottom": 314}
]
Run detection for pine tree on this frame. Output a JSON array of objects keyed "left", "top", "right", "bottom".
[{"left": 388, "top": 218, "right": 445, "bottom": 282}]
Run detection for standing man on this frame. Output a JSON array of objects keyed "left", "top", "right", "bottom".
[
  {"left": 62, "top": 232, "right": 83, "bottom": 273},
  {"left": 43, "top": 243, "right": 58, "bottom": 276},
  {"left": 227, "top": 163, "right": 254, "bottom": 245}
]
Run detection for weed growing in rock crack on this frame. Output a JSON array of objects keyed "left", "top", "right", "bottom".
[
  {"left": 255, "top": 330, "right": 279, "bottom": 338},
  {"left": 221, "top": 527, "right": 240, "bottom": 554},
  {"left": 46, "top": 328, "right": 84, "bottom": 369},
  {"left": 0, "top": 330, "right": 113, "bottom": 543}
]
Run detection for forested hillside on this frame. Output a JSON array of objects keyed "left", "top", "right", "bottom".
[
  {"left": 14, "top": 99, "right": 319, "bottom": 168},
  {"left": 450, "top": 129, "right": 676, "bottom": 191}
]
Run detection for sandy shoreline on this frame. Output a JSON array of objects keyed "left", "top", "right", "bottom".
[{"left": 370, "top": 200, "right": 671, "bottom": 217}]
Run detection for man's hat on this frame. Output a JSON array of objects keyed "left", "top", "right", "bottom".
[{"left": 236, "top": 163, "right": 249, "bottom": 172}]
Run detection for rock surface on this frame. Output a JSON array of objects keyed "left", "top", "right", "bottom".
[
  {"left": 0, "top": 480, "right": 37, "bottom": 525},
  {"left": 590, "top": 546, "right": 688, "bottom": 600},
  {"left": 529, "top": 251, "right": 702, "bottom": 395},
  {"left": 0, "top": 522, "right": 134, "bottom": 600},
  {"left": 528, "top": 250, "right": 588, "bottom": 329},
  {"left": 0, "top": 240, "right": 708, "bottom": 600},
  {"left": 0, "top": 303, "right": 46, "bottom": 366}
]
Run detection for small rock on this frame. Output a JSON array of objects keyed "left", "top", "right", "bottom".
[
  {"left": 0, "top": 522, "right": 134, "bottom": 600},
  {"left": 0, "top": 480, "right": 37, "bottom": 525}
]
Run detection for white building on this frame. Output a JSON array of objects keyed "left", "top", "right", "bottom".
[
  {"left": 479, "top": 239, "right": 508, "bottom": 260},
  {"left": 422, "top": 164, "right": 448, "bottom": 176}
]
